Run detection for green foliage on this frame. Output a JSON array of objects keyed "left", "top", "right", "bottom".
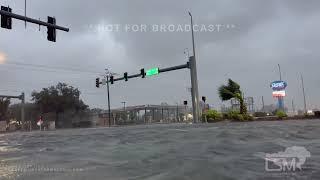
[
  {"left": 31, "top": 82, "right": 88, "bottom": 114},
  {"left": 203, "top": 110, "right": 222, "bottom": 122},
  {"left": 31, "top": 83, "right": 89, "bottom": 128},
  {"left": 225, "top": 110, "right": 240, "bottom": 120},
  {"left": 0, "top": 98, "right": 10, "bottom": 122},
  {"left": 276, "top": 110, "right": 287, "bottom": 119},
  {"left": 242, "top": 114, "right": 254, "bottom": 121},
  {"left": 218, "top": 79, "right": 247, "bottom": 114},
  {"left": 218, "top": 79, "right": 241, "bottom": 101},
  {"left": 223, "top": 110, "right": 253, "bottom": 121}
]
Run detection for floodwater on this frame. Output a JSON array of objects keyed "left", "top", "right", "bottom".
[{"left": 1, "top": 120, "right": 320, "bottom": 180}]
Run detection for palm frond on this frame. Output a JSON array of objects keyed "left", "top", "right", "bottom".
[{"left": 218, "top": 85, "right": 235, "bottom": 101}]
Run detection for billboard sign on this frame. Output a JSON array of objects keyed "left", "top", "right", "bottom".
[{"left": 271, "top": 81, "right": 287, "bottom": 91}]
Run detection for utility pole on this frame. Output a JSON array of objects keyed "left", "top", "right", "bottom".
[
  {"left": 121, "top": 102, "right": 126, "bottom": 111},
  {"left": 301, "top": 73, "right": 307, "bottom": 114},
  {"left": 261, "top": 96, "right": 265, "bottom": 112},
  {"left": 103, "top": 69, "right": 117, "bottom": 127},
  {"left": 106, "top": 76, "right": 111, "bottom": 126},
  {"left": 121, "top": 101, "right": 126, "bottom": 122},
  {"left": 188, "top": 11, "right": 201, "bottom": 123},
  {"left": 21, "top": 92, "right": 25, "bottom": 130},
  {"left": 292, "top": 99, "right": 295, "bottom": 115}
]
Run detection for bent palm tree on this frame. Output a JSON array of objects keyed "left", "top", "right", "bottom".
[{"left": 218, "top": 79, "right": 247, "bottom": 114}]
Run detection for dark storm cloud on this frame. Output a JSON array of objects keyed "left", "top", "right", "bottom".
[{"left": 1, "top": 0, "right": 320, "bottom": 110}]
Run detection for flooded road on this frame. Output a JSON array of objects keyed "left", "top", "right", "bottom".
[{"left": 1, "top": 120, "right": 320, "bottom": 180}]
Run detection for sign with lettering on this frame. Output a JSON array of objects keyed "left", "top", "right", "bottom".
[{"left": 271, "top": 81, "right": 287, "bottom": 91}]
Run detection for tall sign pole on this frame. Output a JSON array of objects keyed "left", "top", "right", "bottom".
[
  {"left": 301, "top": 73, "right": 307, "bottom": 114},
  {"left": 188, "top": 12, "right": 201, "bottom": 123},
  {"left": 277, "top": 64, "right": 284, "bottom": 110}
]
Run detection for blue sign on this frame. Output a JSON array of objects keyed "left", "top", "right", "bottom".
[{"left": 270, "top": 81, "right": 287, "bottom": 91}]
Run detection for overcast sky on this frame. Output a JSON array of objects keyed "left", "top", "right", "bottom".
[{"left": 0, "top": 0, "right": 319, "bottom": 110}]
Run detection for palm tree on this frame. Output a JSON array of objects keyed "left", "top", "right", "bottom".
[{"left": 218, "top": 79, "right": 247, "bottom": 114}]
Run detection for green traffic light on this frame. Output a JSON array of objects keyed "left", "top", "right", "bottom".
[{"left": 146, "top": 68, "right": 159, "bottom": 77}]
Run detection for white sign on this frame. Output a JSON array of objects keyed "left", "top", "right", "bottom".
[{"left": 272, "top": 90, "right": 286, "bottom": 97}]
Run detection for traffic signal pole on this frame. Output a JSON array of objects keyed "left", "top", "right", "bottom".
[
  {"left": 189, "top": 11, "right": 201, "bottom": 123},
  {"left": 0, "top": 9, "right": 69, "bottom": 32},
  {"left": 189, "top": 56, "right": 201, "bottom": 123},
  {"left": 99, "top": 60, "right": 201, "bottom": 123}
]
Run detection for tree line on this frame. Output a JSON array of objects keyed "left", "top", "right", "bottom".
[{"left": 1, "top": 82, "right": 89, "bottom": 129}]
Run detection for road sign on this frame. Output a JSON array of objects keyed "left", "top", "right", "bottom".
[{"left": 146, "top": 68, "right": 159, "bottom": 77}]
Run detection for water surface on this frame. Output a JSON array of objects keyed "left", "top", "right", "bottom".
[{"left": 1, "top": 120, "right": 320, "bottom": 180}]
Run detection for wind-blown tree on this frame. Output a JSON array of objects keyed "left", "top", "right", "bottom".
[
  {"left": 218, "top": 79, "right": 247, "bottom": 114},
  {"left": 0, "top": 97, "right": 10, "bottom": 122},
  {"left": 31, "top": 83, "right": 88, "bottom": 123}
]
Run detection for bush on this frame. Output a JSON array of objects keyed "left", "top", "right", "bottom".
[
  {"left": 254, "top": 112, "right": 267, "bottom": 117},
  {"left": 225, "top": 110, "right": 240, "bottom": 120},
  {"left": 242, "top": 114, "right": 254, "bottom": 121},
  {"left": 203, "top": 110, "right": 222, "bottom": 122},
  {"left": 276, "top": 110, "right": 287, "bottom": 119},
  {"left": 223, "top": 110, "right": 253, "bottom": 121}
]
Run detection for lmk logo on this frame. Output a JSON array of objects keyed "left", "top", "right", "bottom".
[{"left": 265, "top": 146, "right": 311, "bottom": 172}]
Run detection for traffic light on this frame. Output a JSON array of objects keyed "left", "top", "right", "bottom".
[
  {"left": 96, "top": 78, "right": 100, "bottom": 88},
  {"left": 110, "top": 76, "right": 114, "bottom": 84},
  {"left": 184, "top": 101, "right": 188, "bottom": 105},
  {"left": 202, "top": 96, "right": 206, "bottom": 103},
  {"left": 47, "top": 16, "right": 56, "bottom": 42},
  {"left": 1, "top": 6, "right": 12, "bottom": 29},
  {"left": 124, "top": 72, "right": 128, "bottom": 81},
  {"left": 140, "top": 68, "right": 145, "bottom": 78}
]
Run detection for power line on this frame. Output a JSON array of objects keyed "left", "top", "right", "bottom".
[
  {"left": 2, "top": 61, "right": 102, "bottom": 74},
  {"left": 0, "top": 88, "right": 105, "bottom": 96}
]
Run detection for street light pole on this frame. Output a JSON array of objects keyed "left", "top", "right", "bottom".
[
  {"left": 104, "top": 69, "right": 118, "bottom": 127},
  {"left": 188, "top": 11, "right": 201, "bottom": 123},
  {"left": 300, "top": 73, "right": 307, "bottom": 114},
  {"left": 121, "top": 102, "right": 126, "bottom": 111},
  {"left": 278, "top": 64, "right": 282, "bottom": 81},
  {"left": 189, "top": 12, "right": 196, "bottom": 58},
  {"left": 106, "top": 76, "right": 111, "bottom": 127}
]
